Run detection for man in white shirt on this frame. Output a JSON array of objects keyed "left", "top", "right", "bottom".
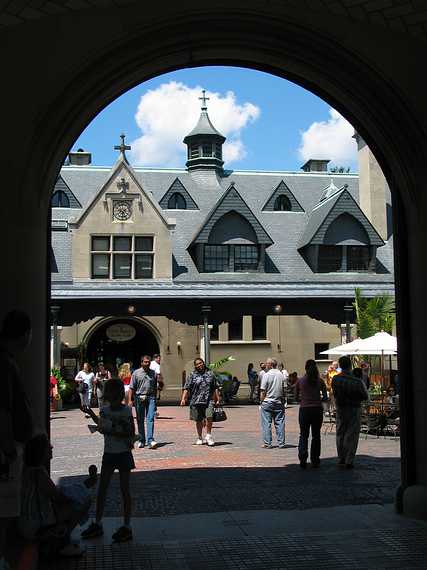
[
  {"left": 260, "top": 358, "right": 286, "bottom": 448},
  {"left": 150, "top": 354, "right": 163, "bottom": 418}
]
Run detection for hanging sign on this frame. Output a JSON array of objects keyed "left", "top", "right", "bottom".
[{"left": 106, "top": 323, "right": 136, "bottom": 342}]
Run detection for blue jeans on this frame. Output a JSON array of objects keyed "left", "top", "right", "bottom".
[
  {"left": 260, "top": 400, "right": 285, "bottom": 446},
  {"left": 135, "top": 396, "right": 157, "bottom": 444}
]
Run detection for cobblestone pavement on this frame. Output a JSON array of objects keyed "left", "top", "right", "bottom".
[
  {"left": 51, "top": 403, "right": 401, "bottom": 517},
  {"left": 42, "top": 525, "right": 427, "bottom": 569}
]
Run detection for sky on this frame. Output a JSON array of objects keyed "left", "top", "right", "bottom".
[{"left": 73, "top": 66, "right": 358, "bottom": 172}]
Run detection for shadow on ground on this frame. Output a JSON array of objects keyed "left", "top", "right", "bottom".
[{"left": 57, "top": 455, "right": 400, "bottom": 517}]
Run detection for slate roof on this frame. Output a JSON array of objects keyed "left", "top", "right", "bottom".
[
  {"left": 51, "top": 163, "right": 394, "bottom": 298},
  {"left": 183, "top": 110, "right": 225, "bottom": 142},
  {"left": 298, "top": 185, "right": 385, "bottom": 249}
]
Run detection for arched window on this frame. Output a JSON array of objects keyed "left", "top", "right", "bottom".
[
  {"left": 274, "top": 195, "right": 291, "bottom": 211},
  {"left": 51, "top": 190, "right": 70, "bottom": 208},
  {"left": 167, "top": 192, "right": 187, "bottom": 209}
]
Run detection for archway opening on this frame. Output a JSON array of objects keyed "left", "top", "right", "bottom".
[{"left": 85, "top": 318, "right": 159, "bottom": 373}]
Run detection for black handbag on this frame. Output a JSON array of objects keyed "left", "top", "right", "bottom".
[
  {"left": 212, "top": 405, "right": 227, "bottom": 422},
  {"left": 77, "top": 382, "right": 88, "bottom": 394}
]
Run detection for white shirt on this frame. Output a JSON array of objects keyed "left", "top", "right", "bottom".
[
  {"left": 99, "top": 404, "right": 134, "bottom": 454},
  {"left": 150, "top": 361, "right": 161, "bottom": 376},
  {"left": 75, "top": 371, "right": 94, "bottom": 390},
  {"left": 261, "top": 369, "right": 285, "bottom": 403}
]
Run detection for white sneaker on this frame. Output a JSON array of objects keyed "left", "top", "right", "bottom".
[
  {"left": 137, "top": 441, "right": 145, "bottom": 449},
  {"left": 195, "top": 438, "right": 203, "bottom": 445},
  {"left": 205, "top": 434, "right": 215, "bottom": 447},
  {"left": 149, "top": 441, "right": 158, "bottom": 449}
]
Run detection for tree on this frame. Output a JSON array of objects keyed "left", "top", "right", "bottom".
[{"left": 353, "top": 288, "right": 395, "bottom": 338}]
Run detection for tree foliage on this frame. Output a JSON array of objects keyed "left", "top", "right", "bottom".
[{"left": 353, "top": 288, "right": 395, "bottom": 338}]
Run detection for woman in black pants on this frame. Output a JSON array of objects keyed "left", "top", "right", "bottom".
[{"left": 295, "top": 360, "right": 328, "bottom": 468}]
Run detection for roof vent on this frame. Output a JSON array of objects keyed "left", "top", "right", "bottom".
[
  {"left": 67, "top": 148, "right": 92, "bottom": 166},
  {"left": 301, "top": 159, "right": 330, "bottom": 173}
]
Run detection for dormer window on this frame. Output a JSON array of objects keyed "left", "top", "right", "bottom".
[
  {"left": 274, "top": 195, "right": 291, "bottom": 211},
  {"left": 51, "top": 190, "right": 70, "bottom": 208},
  {"left": 167, "top": 192, "right": 187, "bottom": 210}
]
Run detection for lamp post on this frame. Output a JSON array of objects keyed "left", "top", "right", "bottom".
[
  {"left": 201, "top": 305, "right": 211, "bottom": 365},
  {"left": 344, "top": 302, "right": 353, "bottom": 344},
  {"left": 51, "top": 305, "right": 61, "bottom": 369},
  {"left": 274, "top": 304, "right": 283, "bottom": 352}
]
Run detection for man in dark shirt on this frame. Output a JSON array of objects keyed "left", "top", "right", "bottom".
[
  {"left": 127, "top": 355, "right": 158, "bottom": 449},
  {"left": 181, "top": 358, "right": 219, "bottom": 446},
  {"left": 332, "top": 355, "right": 368, "bottom": 469}
]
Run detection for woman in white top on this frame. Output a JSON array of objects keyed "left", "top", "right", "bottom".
[{"left": 75, "top": 362, "right": 95, "bottom": 408}]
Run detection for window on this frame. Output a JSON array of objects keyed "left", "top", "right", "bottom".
[
  {"left": 252, "top": 316, "right": 266, "bottom": 340},
  {"left": 317, "top": 245, "right": 372, "bottom": 273},
  {"left": 210, "top": 324, "right": 219, "bottom": 341},
  {"left": 315, "top": 343, "right": 329, "bottom": 360},
  {"left": 347, "top": 246, "right": 370, "bottom": 271},
  {"left": 51, "top": 190, "right": 70, "bottom": 208},
  {"left": 202, "top": 142, "right": 212, "bottom": 157},
  {"left": 204, "top": 245, "right": 229, "bottom": 272},
  {"left": 274, "top": 195, "right": 291, "bottom": 211},
  {"left": 91, "top": 235, "right": 154, "bottom": 279},
  {"left": 318, "top": 246, "right": 342, "bottom": 272},
  {"left": 190, "top": 144, "right": 199, "bottom": 159},
  {"left": 228, "top": 319, "right": 243, "bottom": 340},
  {"left": 234, "top": 245, "right": 259, "bottom": 271},
  {"left": 167, "top": 192, "right": 186, "bottom": 209},
  {"left": 203, "top": 244, "right": 261, "bottom": 272}
]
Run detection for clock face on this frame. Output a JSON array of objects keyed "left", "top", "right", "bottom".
[{"left": 113, "top": 201, "right": 132, "bottom": 221}]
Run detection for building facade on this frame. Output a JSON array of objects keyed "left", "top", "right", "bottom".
[{"left": 51, "top": 100, "right": 394, "bottom": 399}]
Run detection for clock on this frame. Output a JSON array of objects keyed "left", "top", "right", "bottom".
[{"left": 113, "top": 200, "right": 132, "bottom": 221}]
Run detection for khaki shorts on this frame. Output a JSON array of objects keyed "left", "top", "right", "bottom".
[{"left": 189, "top": 403, "right": 214, "bottom": 422}]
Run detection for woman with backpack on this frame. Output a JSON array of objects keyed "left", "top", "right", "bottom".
[
  {"left": 75, "top": 363, "right": 95, "bottom": 409},
  {"left": 295, "top": 359, "right": 328, "bottom": 469}
]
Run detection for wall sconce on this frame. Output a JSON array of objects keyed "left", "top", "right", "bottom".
[
  {"left": 127, "top": 305, "right": 136, "bottom": 315},
  {"left": 274, "top": 304, "right": 283, "bottom": 314},
  {"left": 177, "top": 341, "right": 182, "bottom": 354}
]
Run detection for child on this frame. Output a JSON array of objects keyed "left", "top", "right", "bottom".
[
  {"left": 18, "top": 434, "right": 94, "bottom": 557},
  {"left": 80, "top": 378, "right": 135, "bottom": 543}
]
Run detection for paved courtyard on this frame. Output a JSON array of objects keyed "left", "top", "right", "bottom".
[
  {"left": 51, "top": 402, "right": 400, "bottom": 516},
  {"left": 43, "top": 404, "right": 427, "bottom": 569}
]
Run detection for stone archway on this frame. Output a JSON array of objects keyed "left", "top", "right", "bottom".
[
  {"left": 84, "top": 317, "right": 160, "bottom": 373},
  {"left": 3, "top": 2, "right": 427, "bottom": 517}
]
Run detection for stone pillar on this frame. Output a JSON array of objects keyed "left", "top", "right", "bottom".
[
  {"left": 2, "top": 205, "right": 49, "bottom": 435},
  {"left": 396, "top": 185, "right": 427, "bottom": 520}
]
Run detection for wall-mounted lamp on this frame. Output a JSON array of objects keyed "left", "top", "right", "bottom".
[
  {"left": 127, "top": 305, "right": 136, "bottom": 314},
  {"left": 177, "top": 340, "right": 182, "bottom": 354},
  {"left": 273, "top": 304, "right": 283, "bottom": 314}
]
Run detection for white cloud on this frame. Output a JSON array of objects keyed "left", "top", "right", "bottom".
[
  {"left": 298, "top": 108, "right": 357, "bottom": 167},
  {"left": 130, "top": 81, "right": 260, "bottom": 167}
]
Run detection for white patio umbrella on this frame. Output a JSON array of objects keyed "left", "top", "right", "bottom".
[
  {"left": 319, "top": 338, "right": 365, "bottom": 356},
  {"left": 350, "top": 331, "right": 397, "bottom": 355}
]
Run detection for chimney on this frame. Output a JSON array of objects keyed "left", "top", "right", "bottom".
[
  {"left": 354, "top": 132, "right": 388, "bottom": 240},
  {"left": 67, "top": 148, "right": 91, "bottom": 166},
  {"left": 301, "top": 159, "right": 330, "bottom": 172}
]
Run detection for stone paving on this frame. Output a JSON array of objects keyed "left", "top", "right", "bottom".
[
  {"left": 41, "top": 403, "right": 427, "bottom": 570},
  {"left": 51, "top": 402, "right": 401, "bottom": 516}
]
